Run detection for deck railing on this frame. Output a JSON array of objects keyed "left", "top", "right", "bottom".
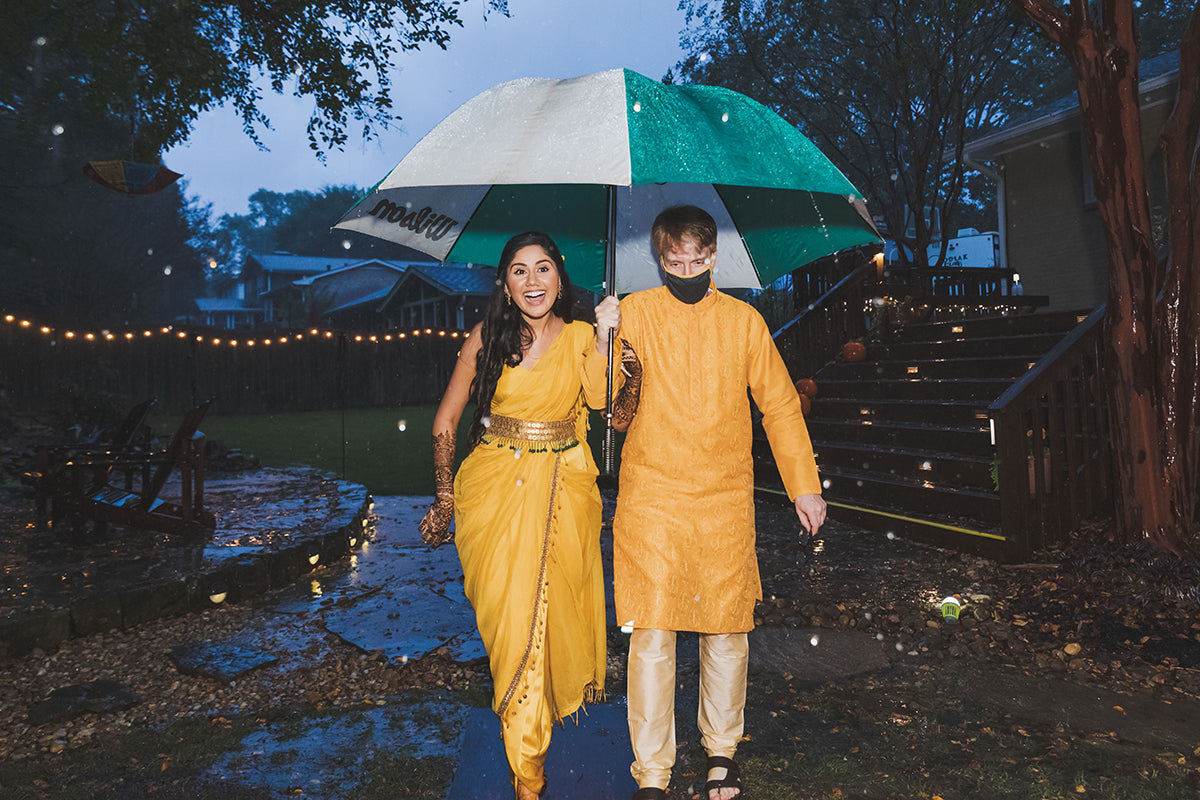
[
  {"left": 772, "top": 261, "right": 875, "bottom": 380},
  {"left": 988, "top": 306, "right": 1111, "bottom": 559},
  {"left": 881, "top": 266, "right": 1018, "bottom": 297}
]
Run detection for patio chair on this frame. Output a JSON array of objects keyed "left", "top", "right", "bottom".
[
  {"left": 23, "top": 397, "right": 158, "bottom": 523},
  {"left": 47, "top": 399, "right": 217, "bottom": 535}
]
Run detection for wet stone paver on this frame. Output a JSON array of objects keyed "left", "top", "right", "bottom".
[
  {"left": 202, "top": 691, "right": 469, "bottom": 800},
  {"left": 168, "top": 639, "right": 280, "bottom": 683},
  {"left": 262, "top": 496, "right": 486, "bottom": 662}
]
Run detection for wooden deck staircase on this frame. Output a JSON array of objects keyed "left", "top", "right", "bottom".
[{"left": 757, "top": 308, "right": 1100, "bottom": 560}]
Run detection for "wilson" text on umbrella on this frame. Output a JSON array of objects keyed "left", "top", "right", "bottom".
[{"left": 367, "top": 201, "right": 459, "bottom": 241}]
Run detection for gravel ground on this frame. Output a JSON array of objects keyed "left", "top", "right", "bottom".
[{"left": 2, "top": 483, "right": 1198, "bottom": 769}]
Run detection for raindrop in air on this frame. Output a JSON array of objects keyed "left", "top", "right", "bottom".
[
  {"left": 822, "top": 479, "right": 832, "bottom": 489},
  {"left": 396, "top": 420, "right": 406, "bottom": 431},
  {"left": 809, "top": 634, "right": 820, "bottom": 646},
  {"left": 50, "top": 124, "right": 64, "bottom": 136},
  {"left": 342, "top": 240, "right": 352, "bottom": 250},
  {"left": 633, "top": 101, "right": 642, "bottom": 112},
  {"left": 162, "top": 265, "right": 172, "bottom": 276},
  {"left": 35, "top": 36, "right": 47, "bottom": 46}
]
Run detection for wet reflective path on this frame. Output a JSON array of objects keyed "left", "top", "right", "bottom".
[{"left": 203, "top": 496, "right": 640, "bottom": 799}]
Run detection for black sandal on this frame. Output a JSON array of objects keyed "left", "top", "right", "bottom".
[
  {"left": 632, "top": 788, "right": 668, "bottom": 799},
  {"left": 705, "top": 755, "right": 743, "bottom": 798}
]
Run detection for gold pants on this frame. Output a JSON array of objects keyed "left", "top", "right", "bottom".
[
  {"left": 503, "top": 638, "right": 551, "bottom": 795},
  {"left": 626, "top": 628, "right": 749, "bottom": 790}
]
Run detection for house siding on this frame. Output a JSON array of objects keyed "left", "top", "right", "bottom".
[
  {"left": 1003, "top": 132, "right": 1108, "bottom": 311},
  {"left": 997, "top": 86, "right": 1175, "bottom": 314}
]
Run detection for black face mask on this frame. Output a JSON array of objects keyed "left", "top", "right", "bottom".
[{"left": 663, "top": 268, "right": 711, "bottom": 304}]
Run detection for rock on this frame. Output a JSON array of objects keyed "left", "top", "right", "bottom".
[
  {"left": 169, "top": 640, "right": 279, "bottom": 683},
  {"left": 28, "top": 679, "right": 142, "bottom": 725},
  {"left": 1064, "top": 642, "right": 1083, "bottom": 657}
]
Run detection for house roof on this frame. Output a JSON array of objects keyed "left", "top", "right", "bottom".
[
  {"left": 325, "top": 286, "right": 396, "bottom": 316},
  {"left": 965, "top": 50, "right": 1180, "bottom": 160},
  {"left": 379, "top": 265, "right": 496, "bottom": 310},
  {"left": 408, "top": 264, "right": 497, "bottom": 295},
  {"left": 194, "top": 298, "right": 262, "bottom": 313},
  {"left": 245, "top": 254, "right": 363, "bottom": 275},
  {"left": 290, "top": 259, "right": 414, "bottom": 287}
]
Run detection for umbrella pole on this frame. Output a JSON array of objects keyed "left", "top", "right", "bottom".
[{"left": 603, "top": 184, "right": 617, "bottom": 476}]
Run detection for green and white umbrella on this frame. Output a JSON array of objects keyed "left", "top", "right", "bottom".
[{"left": 334, "top": 68, "right": 879, "bottom": 294}]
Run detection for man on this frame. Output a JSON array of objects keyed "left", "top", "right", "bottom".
[{"left": 590, "top": 205, "right": 825, "bottom": 800}]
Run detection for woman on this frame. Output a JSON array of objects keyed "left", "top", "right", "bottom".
[{"left": 418, "top": 231, "right": 621, "bottom": 799}]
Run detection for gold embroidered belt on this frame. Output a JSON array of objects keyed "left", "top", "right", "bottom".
[{"left": 484, "top": 414, "right": 578, "bottom": 452}]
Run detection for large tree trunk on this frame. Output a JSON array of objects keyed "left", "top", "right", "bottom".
[
  {"left": 1157, "top": 13, "right": 1200, "bottom": 550},
  {"left": 1014, "top": 0, "right": 1198, "bottom": 553}
]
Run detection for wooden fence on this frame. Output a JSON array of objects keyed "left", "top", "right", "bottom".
[{"left": 1, "top": 320, "right": 462, "bottom": 416}]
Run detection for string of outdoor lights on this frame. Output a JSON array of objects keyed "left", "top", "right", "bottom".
[{"left": 2, "top": 313, "right": 470, "bottom": 347}]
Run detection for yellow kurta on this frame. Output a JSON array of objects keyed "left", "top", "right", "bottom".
[
  {"left": 584, "top": 286, "right": 820, "bottom": 634},
  {"left": 454, "top": 320, "right": 606, "bottom": 791}
]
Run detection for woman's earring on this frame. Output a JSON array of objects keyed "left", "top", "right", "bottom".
[{"left": 557, "top": 284, "right": 563, "bottom": 299}]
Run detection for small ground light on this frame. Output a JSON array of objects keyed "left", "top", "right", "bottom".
[
  {"left": 307, "top": 544, "right": 320, "bottom": 565},
  {"left": 208, "top": 581, "right": 228, "bottom": 605}
]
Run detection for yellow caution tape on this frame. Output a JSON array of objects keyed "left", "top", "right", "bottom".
[{"left": 753, "top": 486, "right": 1007, "bottom": 542}]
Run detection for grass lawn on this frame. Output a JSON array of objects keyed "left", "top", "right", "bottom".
[{"left": 171, "top": 406, "right": 619, "bottom": 495}]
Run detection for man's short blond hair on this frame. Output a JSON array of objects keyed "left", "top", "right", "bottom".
[{"left": 651, "top": 205, "right": 717, "bottom": 257}]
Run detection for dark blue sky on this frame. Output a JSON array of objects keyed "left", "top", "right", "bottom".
[{"left": 166, "top": 0, "right": 689, "bottom": 217}]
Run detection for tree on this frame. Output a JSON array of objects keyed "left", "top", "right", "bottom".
[
  {"left": 1011, "top": 0, "right": 1199, "bottom": 553},
  {"left": 199, "top": 186, "right": 431, "bottom": 276},
  {"left": 3, "top": 0, "right": 508, "bottom": 159},
  {"left": 674, "top": 0, "right": 1059, "bottom": 267}
]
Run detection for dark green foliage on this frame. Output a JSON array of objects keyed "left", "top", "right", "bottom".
[{"left": 676, "top": 0, "right": 1057, "bottom": 265}]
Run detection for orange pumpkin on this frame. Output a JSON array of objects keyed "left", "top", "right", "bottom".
[
  {"left": 843, "top": 341, "right": 867, "bottom": 362},
  {"left": 799, "top": 393, "right": 812, "bottom": 415},
  {"left": 794, "top": 378, "right": 818, "bottom": 398}
]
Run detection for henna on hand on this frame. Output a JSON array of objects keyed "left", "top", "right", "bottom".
[
  {"left": 611, "top": 338, "right": 642, "bottom": 433},
  {"left": 418, "top": 430, "right": 456, "bottom": 547}
]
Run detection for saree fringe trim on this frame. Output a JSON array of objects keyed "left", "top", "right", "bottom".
[
  {"left": 554, "top": 680, "right": 607, "bottom": 728},
  {"left": 481, "top": 434, "right": 579, "bottom": 454}
]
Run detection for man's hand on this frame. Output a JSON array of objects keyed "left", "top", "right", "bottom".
[
  {"left": 794, "top": 493, "right": 826, "bottom": 535},
  {"left": 594, "top": 296, "right": 622, "bottom": 355}
]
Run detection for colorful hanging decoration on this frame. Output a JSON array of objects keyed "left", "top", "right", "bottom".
[{"left": 83, "top": 160, "right": 183, "bottom": 195}]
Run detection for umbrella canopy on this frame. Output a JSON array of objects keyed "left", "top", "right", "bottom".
[
  {"left": 83, "top": 160, "right": 183, "bottom": 195},
  {"left": 335, "top": 68, "right": 879, "bottom": 294}
]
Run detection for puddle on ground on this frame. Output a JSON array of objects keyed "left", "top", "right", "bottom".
[{"left": 201, "top": 691, "right": 467, "bottom": 799}]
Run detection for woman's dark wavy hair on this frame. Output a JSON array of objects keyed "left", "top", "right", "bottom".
[{"left": 467, "top": 231, "right": 578, "bottom": 446}]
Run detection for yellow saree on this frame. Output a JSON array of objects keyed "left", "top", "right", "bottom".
[{"left": 453, "top": 320, "right": 606, "bottom": 793}]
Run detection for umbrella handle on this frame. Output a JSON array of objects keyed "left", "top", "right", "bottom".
[
  {"left": 603, "top": 326, "right": 616, "bottom": 476},
  {"left": 601, "top": 184, "right": 619, "bottom": 478}
]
